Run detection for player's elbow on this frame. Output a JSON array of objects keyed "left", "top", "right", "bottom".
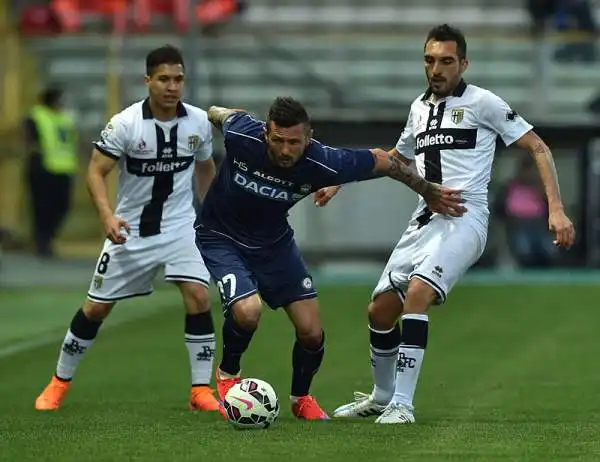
[{"left": 207, "top": 106, "right": 228, "bottom": 126}]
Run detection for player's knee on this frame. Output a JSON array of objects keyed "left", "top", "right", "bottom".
[
  {"left": 230, "top": 295, "right": 262, "bottom": 330},
  {"left": 368, "top": 291, "right": 403, "bottom": 329},
  {"left": 404, "top": 279, "right": 437, "bottom": 312},
  {"left": 180, "top": 282, "right": 210, "bottom": 315},
  {"left": 83, "top": 299, "right": 115, "bottom": 321},
  {"left": 296, "top": 327, "right": 324, "bottom": 350}
]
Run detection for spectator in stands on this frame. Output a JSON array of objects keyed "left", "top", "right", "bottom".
[
  {"left": 495, "top": 157, "right": 558, "bottom": 268},
  {"left": 23, "top": 86, "right": 78, "bottom": 258},
  {"left": 553, "top": 0, "right": 597, "bottom": 62},
  {"left": 526, "top": 0, "right": 558, "bottom": 37}
]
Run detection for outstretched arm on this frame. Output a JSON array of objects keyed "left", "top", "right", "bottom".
[
  {"left": 314, "top": 146, "right": 465, "bottom": 216},
  {"left": 371, "top": 148, "right": 425, "bottom": 195},
  {"left": 370, "top": 148, "right": 466, "bottom": 217},
  {"left": 314, "top": 148, "right": 412, "bottom": 207}
]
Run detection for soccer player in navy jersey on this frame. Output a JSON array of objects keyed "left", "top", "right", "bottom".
[{"left": 196, "top": 96, "right": 466, "bottom": 420}]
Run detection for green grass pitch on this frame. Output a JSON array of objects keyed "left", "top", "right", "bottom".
[{"left": 1, "top": 284, "right": 599, "bottom": 461}]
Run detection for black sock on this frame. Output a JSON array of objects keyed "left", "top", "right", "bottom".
[
  {"left": 219, "top": 314, "right": 255, "bottom": 375},
  {"left": 291, "top": 331, "right": 325, "bottom": 397},
  {"left": 185, "top": 312, "right": 214, "bottom": 336},
  {"left": 401, "top": 315, "right": 428, "bottom": 349},
  {"left": 71, "top": 308, "right": 103, "bottom": 340},
  {"left": 369, "top": 321, "right": 401, "bottom": 350}
]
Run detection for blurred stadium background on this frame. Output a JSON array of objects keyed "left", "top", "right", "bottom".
[
  {"left": 2, "top": 0, "right": 600, "bottom": 276},
  {"left": 0, "top": 0, "right": 600, "bottom": 274},
  {"left": 2, "top": 2, "right": 600, "bottom": 460}
]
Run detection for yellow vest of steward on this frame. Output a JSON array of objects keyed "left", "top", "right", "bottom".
[{"left": 29, "top": 105, "right": 77, "bottom": 174}]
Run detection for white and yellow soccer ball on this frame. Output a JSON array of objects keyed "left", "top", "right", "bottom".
[{"left": 223, "top": 378, "right": 280, "bottom": 429}]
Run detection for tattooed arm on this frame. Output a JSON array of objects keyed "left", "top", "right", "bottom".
[
  {"left": 514, "top": 131, "right": 562, "bottom": 211},
  {"left": 370, "top": 148, "right": 466, "bottom": 217},
  {"left": 370, "top": 148, "right": 429, "bottom": 196},
  {"left": 514, "top": 130, "right": 575, "bottom": 248},
  {"left": 313, "top": 147, "right": 463, "bottom": 214}
]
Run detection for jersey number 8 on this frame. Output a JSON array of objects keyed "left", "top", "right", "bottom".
[{"left": 97, "top": 252, "right": 111, "bottom": 275}]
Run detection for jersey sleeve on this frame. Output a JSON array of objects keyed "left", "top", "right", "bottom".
[
  {"left": 93, "top": 115, "right": 129, "bottom": 159},
  {"left": 395, "top": 108, "right": 417, "bottom": 159},
  {"left": 222, "top": 112, "right": 264, "bottom": 140},
  {"left": 480, "top": 91, "right": 533, "bottom": 146},
  {"left": 195, "top": 114, "right": 214, "bottom": 161},
  {"left": 314, "top": 143, "right": 376, "bottom": 185}
]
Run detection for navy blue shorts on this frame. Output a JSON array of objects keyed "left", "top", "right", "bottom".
[{"left": 196, "top": 229, "right": 317, "bottom": 311}]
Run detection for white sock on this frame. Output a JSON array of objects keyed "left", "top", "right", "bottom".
[
  {"left": 392, "top": 313, "right": 429, "bottom": 411},
  {"left": 369, "top": 324, "right": 401, "bottom": 404},
  {"left": 392, "top": 346, "right": 424, "bottom": 410},
  {"left": 185, "top": 333, "right": 216, "bottom": 386},
  {"left": 56, "top": 329, "right": 95, "bottom": 380}
]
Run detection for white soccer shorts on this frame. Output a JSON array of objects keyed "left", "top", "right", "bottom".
[
  {"left": 372, "top": 211, "right": 488, "bottom": 304},
  {"left": 87, "top": 221, "right": 210, "bottom": 303}
]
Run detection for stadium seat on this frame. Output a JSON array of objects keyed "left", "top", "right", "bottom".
[
  {"left": 50, "top": 0, "right": 127, "bottom": 33},
  {"left": 132, "top": 0, "right": 191, "bottom": 32},
  {"left": 19, "top": 6, "right": 62, "bottom": 36},
  {"left": 196, "top": 0, "right": 243, "bottom": 27}
]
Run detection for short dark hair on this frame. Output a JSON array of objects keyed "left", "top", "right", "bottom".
[
  {"left": 41, "top": 86, "right": 64, "bottom": 107},
  {"left": 146, "top": 45, "right": 185, "bottom": 76},
  {"left": 267, "top": 97, "right": 310, "bottom": 128},
  {"left": 425, "top": 24, "right": 467, "bottom": 59}
]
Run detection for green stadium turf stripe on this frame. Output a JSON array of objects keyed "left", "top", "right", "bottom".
[{"left": 0, "top": 296, "right": 170, "bottom": 360}]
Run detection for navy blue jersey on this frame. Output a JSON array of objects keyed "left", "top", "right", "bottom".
[{"left": 198, "top": 112, "right": 376, "bottom": 247}]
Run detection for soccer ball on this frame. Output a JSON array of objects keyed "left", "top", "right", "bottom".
[{"left": 223, "top": 378, "right": 280, "bottom": 429}]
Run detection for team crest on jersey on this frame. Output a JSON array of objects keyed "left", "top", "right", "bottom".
[
  {"left": 132, "top": 139, "right": 151, "bottom": 155},
  {"left": 100, "top": 121, "right": 114, "bottom": 142},
  {"left": 451, "top": 108, "right": 464, "bottom": 124},
  {"left": 93, "top": 275, "right": 104, "bottom": 289},
  {"left": 188, "top": 135, "right": 201, "bottom": 151}
]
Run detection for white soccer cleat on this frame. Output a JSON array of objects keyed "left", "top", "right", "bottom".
[
  {"left": 375, "top": 402, "right": 416, "bottom": 424},
  {"left": 333, "top": 391, "right": 388, "bottom": 418}
]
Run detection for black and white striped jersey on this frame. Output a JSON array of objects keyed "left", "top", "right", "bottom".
[
  {"left": 396, "top": 80, "right": 533, "bottom": 210},
  {"left": 94, "top": 99, "right": 213, "bottom": 237}
]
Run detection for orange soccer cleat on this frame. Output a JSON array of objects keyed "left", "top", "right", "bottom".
[
  {"left": 291, "top": 395, "right": 329, "bottom": 420},
  {"left": 35, "top": 376, "right": 71, "bottom": 411},
  {"left": 189, "top": 386, "right": 220, "bottom": 412},
  {"left": 215, "top": 368, "right": 241, "bottom": 419},
  {"left": 215, "top": 368, "right": 241, "bottom": 402}
]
